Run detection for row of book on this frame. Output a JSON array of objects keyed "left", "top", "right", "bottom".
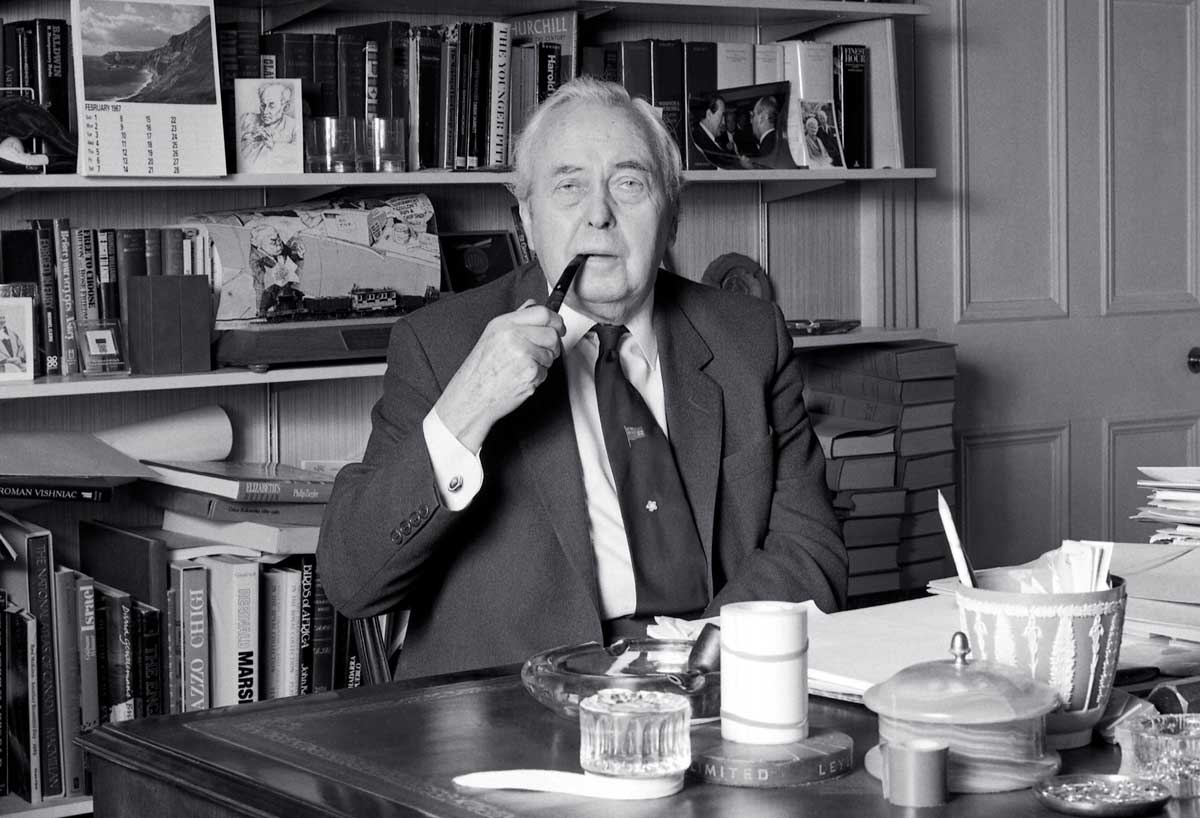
[
  {"left": 0, "top": 462, "right": 371, "bottom": 804},
  {"left": 0, "top": 18, "right": 75, "bottom": 172},
  {"left": 0, "top": 223, "right": 209, "bottom": 377},
  {"left": 800, "top": 340, "right": 958, "bottom": 601}
]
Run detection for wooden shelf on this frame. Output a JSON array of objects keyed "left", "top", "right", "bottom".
[
  {"left": 790, "top": 327, "right": 934, "bottom": 349},
  {"left": 241, "top": 0, "right": 930, "bottom": 37},
  {"left": 0, "top": 362, "right": 387, "bottom": 401},
  {"left": 0, "top": 795, "right": 92, "bottom": 817},
  {"left": 1, "top": 168, "right": 935, "bottom": 193}
]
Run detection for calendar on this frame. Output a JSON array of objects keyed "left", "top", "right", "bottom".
[{"left": 71, "top": 0, "right": 226, "bottom": 177}]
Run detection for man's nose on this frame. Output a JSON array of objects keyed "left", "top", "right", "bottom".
[{"left": 585, "top": 186, "right": 615, "bottom": 228}]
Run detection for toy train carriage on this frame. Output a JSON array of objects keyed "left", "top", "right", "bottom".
[{"left": 350, "top": 286, "right": 399, "bottom": 312}]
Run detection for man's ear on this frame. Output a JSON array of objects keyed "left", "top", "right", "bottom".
[
  {"left": 667, "top": 207, "right": 679, "bottom": 248},
  {"left": 517, "top": 201, "right": 536, "bottom": 257}
]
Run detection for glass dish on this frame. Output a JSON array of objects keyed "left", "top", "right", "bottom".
[
  {"left": 521, "top": 639, "right": 720, "bottom": 721},
  {"left": 1128, "top": 714, "right": 1200, "bottom": 798}
]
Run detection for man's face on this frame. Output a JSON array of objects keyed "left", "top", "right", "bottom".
[
  {"left": 751, "top": 104, "right": 768, "bottom": 139},
  {"left": 705, "top": 100, "right": 726, "bottom": 136},
  {"left": 519, "top": 101, "right": 675, "bottom": 323},
  {"left": 260, "top": 86, "right": 287, "bottom": 125},
  {"left": 817, "top": 109, "right": 829, "bottom": 129}
]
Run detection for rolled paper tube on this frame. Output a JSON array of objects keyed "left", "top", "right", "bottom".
[
  {"left": 720, "top": 601, "right": 808, "bottom": 745},
  {"left": 881, "top": 739, "right": 948, "bottom": 808},
  {"left": 95, "top": 405, "right": 234, "bottom": 463}
]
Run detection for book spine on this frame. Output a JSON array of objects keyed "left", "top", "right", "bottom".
[
  {"left": 75, "top": 579, "right": 99, "bottom": 738},
  {"left": 95, "top": 228, "right": 119, "bottom": 321},
  {"left": 454, "top": 23, "right": 473, "bottom": 170},
  {"left": 32, "top": 227, "right": 61, "bottom": 376},
  {"left": 5, "top": 608, "right": 33, "bottom": 802},
  {"left": 176, "top": 565, "right": 209, "bottom": 712},
  {"left": 165, "top": 586, "right": 180, "bottom": 714},
  {"left": 259, "top": 53, "right": 276, "bottom": 79},
  {"left": 206, "top": 559, "right": 259, "bottom": 707},
  {"left": 649, "top": 39, "right": 685, "bottom": 165},
  {"left": 103, "top": 590, "right": 135, "bottom": 723},
  {"left": 143, "top": 228, "right": 163, "bottom": 276},
  {"left": 261, "top": 570, "right": 288, "bottom": 699},
  {"left": 364, "top": 39, "right": 379, "bottom": 121},
  {"left": 310, "top": 572, "right": 335, "bottom": 693},
  {"left": 804, "top": 389, "right": 902, "bottom": 425},
  {"left": 297, "top": 558, "right": 315, "bottom": 696},
  {"left": 25, "top": 610, "right": 42, "bottom": 803},
  {"left": 93, "top": 589, "right": 110, "bottom": 725},
  {"left": 439, "top": 25, "right": 459, "bottom": 170},
  {"left": 487, "top": 22, "right": 510, "bottom": 168},
  {"left": 28, "top": 533, "right": 61, "bottom": 798},
  {"left": 114, "top": 228, "right": 147, "bottom": 326},
  {"left": 161, "top": 228, "right": 185, "bottom": 276},
  {"left": 311, "top": 33, "right": 337, "bottom": 118},
  {"left": 781, "top": 41, "right": 835, "bottom": 168},
  {"left": 619, "top": 40, "right": 651, "bottom": 102},
  {"left": 71, "top": 228, "right": 99, "bottom": 324},
  {"left": 336, "top": 33, "right": 365, "bottom": 121},
  {"left": 468, "top": 24, "right": 491, "bottom": 168},
  {"left": 138, "top": 604, "right": 163, "bottom": 717},
  {"left": 536, "top": 42, "right": 560, "bottom": 103},
  {"left": 834, "top": 43, "right": 869, "bottom": 169},
  {"left": 0, "top": 484, "right": 112, "bottom": 502},
  {"left": 52, "top": 219, "right": 78, "bottom": 374},
  {"left": 417, "top": 27, "right": 442, "bottom": 171},
  {"left": 509, "top": 205, "right": 531, "bottom": 264},
  {"left": 0, "top": 602, "right": 6, "bottom": 797}
]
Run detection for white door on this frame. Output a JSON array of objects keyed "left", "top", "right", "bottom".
[{"left": 914, "top": 0, "right": 1200, "bottom": 569}]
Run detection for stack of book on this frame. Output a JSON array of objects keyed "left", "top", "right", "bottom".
[
  {"left": 802, "top": 339, "right": 958, "bottom": 601},
  {"left": 1132, "top": 466, "right": 1200, "bottom": 546}
]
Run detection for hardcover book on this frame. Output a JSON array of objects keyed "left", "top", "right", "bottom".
[
  {"left": 334, "top": 21, "right": 410, "bottom": 124},
  {"left": 261, "top": 566, "right": 301, "bottom": 700},
  {"left": 832, "top": 488, "right": 907, "bottom": 519},
  {"left": 93, "top": 581, "right": 134, "bottom": 724},
  {"left": 649, "top": 39, "right": 685, "bottom": 163},
  {"left": 803, "top": 340, "right": 957, "bottom": 381},
  {"left": 812, "top": 412, "right": 896, "bottom": 458},
  {"left": 5, "top": 604, "right": 40, "bottom": 804},
  {"left": 137, "top": 483, "right": 328, "bottom": 526},
  {"left": 135, "top": 600, "right": 163, "bottom": 717},
  {"left": 71, "top": 0, "right": 226, "bottom": 176},
  {"left": 848, "top": 544, "right": 899, "bottom": 575},
  {"left": 824, "top": 453, "right": 896, "bottom": 492},
  {"left": 29, "top": 224, "right": 62, "bottom": 376},
  {"left": 160, "top": 510, "right": 319, "bottom": 555},
  {"left": 140, "top": 460, "right": 335, "bottom": 503},
  {"left": 505, "top": 8, "right": 577, "bottom": 84},
  {"left": 682, "top": 41, "right": 717, "bottom": 171},
  {"left": 715, "top": 42, "right": 753, "bottom": 90},
  {"left": 833, "top": 43, "right": 869, "bottom": 169},
  {"left": 195, "top": 554, "right": 258, "bottom": 707},
  {"left": 842, "top": 515, "right": 902, "bottom": 549},
  {"left": 804, "top": 388, "right": 955, "bottom": 431},
  {"left": 802, "top": 365, "right": 956, "bottom": 405},
  {"left": 75, "top": 576, "right": 100, "bottom": 736},
  {"left": 169, "top": 561, "right": 209, "bottom": 712},
  {"left": 52, "top": 568, "right": 85, "bottom": 797}
]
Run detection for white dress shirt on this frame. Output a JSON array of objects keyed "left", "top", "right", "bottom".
[{"left": 421, "top": 293, "right": 664, "bottom": 620}]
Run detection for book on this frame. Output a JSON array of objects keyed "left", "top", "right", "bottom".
[
  {"left": 311, "top": 568, "right": 335, "bottom": 694},
  {"left": 804, "top": 340, "right": 957, "bottom": 381},
  {"left": 365, "top": 39, "right": 379, "bottom": 120},
  {"left": 815, "top": 18, "right": 904, "bottom": 169},
  {"left": 535, "top": 41, "right": 560, "bottom": 104},
  {"left": 906, "top": 485, "right": 956, "bottom": 514},
  {"left": 114, "top": 228, "right": 147, "bottom": 329},
  {"left": 803, "top": 365, "right": 956, "bottom": 405},
  {"left": 832, "top": 488, "right": 907, "bottom": 518},
  {"left": 899, "top": 557, "right": 948, "bottom": 590},
  {"left": 93, "top": 581, "right": 134, "bottom": 724},
  {"left": 169, "top": 561, "right": 209, "bottom": 712},
  {"left": 31, "top": 226, "right": 61, "bottom": 376},
  {"left": 137, "top": 483, "right": 327, "bottom": 526},
  {"left": 898, "top": 532, "right": 948, "bottom": 565},
  {"left": 335, "top": 31, "right": 366, "bottom": 121},
  {"left": 409, "top": 25, "right": 443, "bottom": 170},
  {"left": 846, "top": 570, "right": 899, "bottom": 597},
  {"left": 438, "top": 25, "right": 460, "bottom": 170},
  {"left": 812, "top": 413, "right": 896, "bottom": 458},
  {"left": 137, "top": 527, "right": 262, "bottom": 562},
  {"left": 293, "top": 555, "right": 316, "bottom": 696},
  {"left": 897, "top": 452, "right": 955, "bottom": 491},
  {"left": 505, "top": 8, "right": 578, "bottom": 84},
  {"left": 753, "top": 43, "right": 783, "bottom": 84},
  {"left": 161, "top": 510, "right": 319, "bottom": 555},
  {"left": 195, "top": 555, "right": 258, "bottom": 707},
  {"left": 75, "top": 575, "right": 100, "bottom": 737},
  {"left": 619, "top": 39, "right": 652, "bottom": 102},
  {"left": 70, "top": 228, "right": 98, "bottom": 326},
  {"left": 50, "top": 218, "right": 78, "bottom": 374},
  {"left": 0, "top": 596, "right": 7, "bottom": 799},
  {"left": 94, "top": 228, "right": 119, "bottom": 320},
  {"left": 847, "top": 544, "right": 898, "bottom": 575},
  {"left": 457, "top": 22, "right": 477, "bottom": 169},
  {"left": 897, "top": 425, "right": 955, "bottom": 457},
  {"left": 143, "top": 228, "right": 163, "bottom": 276},
  {"left": 486, "top": 22, "right": 510, "bottom": 168},
  {"left": 779, "top": 40, "right": 841, "bottom": 168},
  {"left": 803, "top": 389, "right": 955, "bottom": 430},
  {"left": 0, "top": 431, "right": 157, "bottom": 496},
  {"left": 842, "top": 515, "right": 902, "bottom": 548},
  {"left": 899, "top": 509, "right": 943, "bottom": 539},
  {"left": 833, "top": 43, "right": 869, "bottom": 169},
  {"left": 311, "top": 33, "right": 337, "bottom": 117},
  {"left": 334, "top": 22, "right": 410, "bottom": 124},
  {"left": 5, "top": 604, "right": 40, "bottom": 803},
  {"left": 261, "top": 566, "right": 301, "bottom": 700},
  {"left": 0, "top": 513, "right": 62, "bottom": 798},
  {"left": 52, "top": 568, "right": 84, "bottom": 797},
  {"left": 135, "top": 601, "right": 163, "bottom": 717},
  {"left": 715, "top": 41, "right": 754, "bottom": 90},
  {"left": 140, "top": 460, "right": 335, "bottom": 503},
  {"left": 824, "top": 453, "right": 896, "bottom": 491},
  {"left": 650, "top": 39, "right": 685, "bottom": 162},
  {"left": 509, "top": 42, "right": 537, "bottom": 148}
]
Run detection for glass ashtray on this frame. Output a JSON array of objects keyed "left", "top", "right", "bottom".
[{"left": 521, "top": 639, "right": 720, "bottom": 721}]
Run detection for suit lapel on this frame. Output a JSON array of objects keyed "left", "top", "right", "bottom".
[
  {"left": 511, "top": 261, "right": 601, "bottom": 616},
  {"left": 656, "top": 283, "right": 724, "bottom": 589}
]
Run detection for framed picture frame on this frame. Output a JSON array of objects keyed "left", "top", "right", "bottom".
[
  {"left": 0, "top": 296, "right": 35, "bottom": 381},
  {"left": 689, "top": 81, "right": 798, "bottom": 171},
  {"left": 74, "top": 318, "right": 131, "bottom": 376},
  {"left": 438, "top": 231, "right": 521, "bottom": 292},
  {"left": 234, "top": 77, "right": 304, "bottom": 174}
]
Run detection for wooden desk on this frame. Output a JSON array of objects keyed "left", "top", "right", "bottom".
[{"left": 77, "top": 667, "right": 1183, "bottom": 818}]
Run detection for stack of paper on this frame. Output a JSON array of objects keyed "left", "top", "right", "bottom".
[{"left": 1132, "top": 467, "right": 1200, "bottom": 546}]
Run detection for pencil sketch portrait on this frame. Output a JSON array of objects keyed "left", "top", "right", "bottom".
[{"left": 235, "top": 78, "right": 303, "bottom": 174}]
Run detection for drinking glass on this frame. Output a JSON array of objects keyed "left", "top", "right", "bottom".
[{"left": 306, "top": 117, "right": 357, "bottom": 173}]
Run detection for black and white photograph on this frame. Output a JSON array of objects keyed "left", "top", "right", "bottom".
[
  {"left": 0, "top": 297, "right": 34, "bottom": 381},
  {"left": 438, "top": 231, "right": 520, "bottom": 292},
  {"left": 235, "top": 78, "right": 303, "bottom": 174},
  {"left": 689, "top": 81, "right": 798, "bottom": 170},
  {"left": 77, "top": 0, "right": 217, "bottom": 104},
  {"left": 75, "top": 318, "right": 131, "bottom": 375},
  {"left": 798, "top": 100, "right": 844, "bottom": 169}
]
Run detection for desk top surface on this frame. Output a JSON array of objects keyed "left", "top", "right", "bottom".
[{"left": 80, "top": 666, "right": 1152, "bottom": 818}]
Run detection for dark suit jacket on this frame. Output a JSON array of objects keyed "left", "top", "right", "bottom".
[
  {"left": 690, "top": 122, "right": 740, "bottom": 169},
  {"left": 318, "top": 262, "right": 847, "bottom": 678}
]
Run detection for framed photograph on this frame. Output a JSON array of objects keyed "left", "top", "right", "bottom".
[
  {"left": 234, "top": 77, "right": 304, "bottom": 174},
  {"left": 438, "top": 231, "right": 521, "bottom": 292},
  {"left": 687, "top": 81, "right": 798, "bottom": 171},
  {"left": 0, "top": 297, "right": 34, "bottom": 381},
  {"left": 74, "top": 318, "right": 131, "bottom": 376}
]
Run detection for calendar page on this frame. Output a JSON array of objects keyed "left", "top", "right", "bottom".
[{"left": 71, "top": 0, "right": 226, "bottom": 176}]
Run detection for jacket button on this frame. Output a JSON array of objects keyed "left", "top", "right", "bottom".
[
  {"left": 401, "top": 521, "right": 413, "bottom": 536},
  {"left": 390, "top": 529, "right": 403, "bottom": 544},
  {"left": 418, "top": 504, "right": 430, "bottom": 519},
  {"left": 408, "top": 512, "right": 421, "bottom": 526}
]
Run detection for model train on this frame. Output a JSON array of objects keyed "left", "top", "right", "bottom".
[{"left": 265, "top": 285, "right": 439, "bottom": 323}]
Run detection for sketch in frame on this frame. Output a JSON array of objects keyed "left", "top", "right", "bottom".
[
  {"left": 0, "top": 297, "right": 35, "bottom": 381},
  {"left": 235, "top": 78, "right": 303, "bottom": 174},
  {"left": 77, "top": 0, "right": 218, "bottom": 105}
]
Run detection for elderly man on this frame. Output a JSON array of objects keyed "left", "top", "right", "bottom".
[{"left": 318, "top": 76, "right": 846, "bottom": 678}]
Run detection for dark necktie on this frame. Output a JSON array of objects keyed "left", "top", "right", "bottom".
[{"left": 592, "top": 324, "right": 708, "bottom": 616}]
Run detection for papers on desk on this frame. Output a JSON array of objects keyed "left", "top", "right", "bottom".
[{"left": 1134, "top": 467, "right": 1200, "bottom": 546}]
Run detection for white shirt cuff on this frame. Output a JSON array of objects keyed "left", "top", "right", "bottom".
[{"left": 422, "top": 408, "right": 483, "bottom": 511}]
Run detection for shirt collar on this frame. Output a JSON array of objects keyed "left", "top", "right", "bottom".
[{"left": 559, "top": 289, "right": 658, "bottom": 369}]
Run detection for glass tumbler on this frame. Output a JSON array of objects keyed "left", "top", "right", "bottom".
[
  {"left": 358, "top": 117, "right": 406, "bottom": 172},
  {"left": 578, "top": 689, "right": 690, "bottom": 779},
  {"left": 1130, "top": 714, "right": 1200, "bottom": 798},
  {"left": 306, "top": 117, "right": 358, "bottom": 173}
]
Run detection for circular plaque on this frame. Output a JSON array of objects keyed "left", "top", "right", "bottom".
[{"left": 688, "top": 723, "right": 854, "bottom": 788}]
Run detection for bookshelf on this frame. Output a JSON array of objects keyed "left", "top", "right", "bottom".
[{"left": 0, "top": 0, "right": 933, "bottom": 814}]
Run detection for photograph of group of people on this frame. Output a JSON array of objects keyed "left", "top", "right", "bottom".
[{"left": 689, "top": 82, "right": 845, "bottom": 171}]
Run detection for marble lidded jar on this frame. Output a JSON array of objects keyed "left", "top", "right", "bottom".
[{"left": 863, "top": 632, "right": 1062, "bottom": 793}]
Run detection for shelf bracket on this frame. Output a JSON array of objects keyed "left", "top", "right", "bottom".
[{"left": 760, "top": 178, "right": 844, "bottom": 203}]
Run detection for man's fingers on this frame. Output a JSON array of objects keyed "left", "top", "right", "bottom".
[{"left": 505, "top": 304, "right": 564, "bottom": 331}]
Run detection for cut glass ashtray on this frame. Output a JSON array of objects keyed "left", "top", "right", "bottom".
[{"left": 521, "top": 639, "right": 720, "bottom": 721}]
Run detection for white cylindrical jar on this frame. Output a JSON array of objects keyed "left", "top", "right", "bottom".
[{"left": 720, "top": 600, "right": 809, "bottom": 745}]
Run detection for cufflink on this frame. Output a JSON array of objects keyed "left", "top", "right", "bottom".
[{"left": 448, "top": 475, "right": 463, "bottom": 492}]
